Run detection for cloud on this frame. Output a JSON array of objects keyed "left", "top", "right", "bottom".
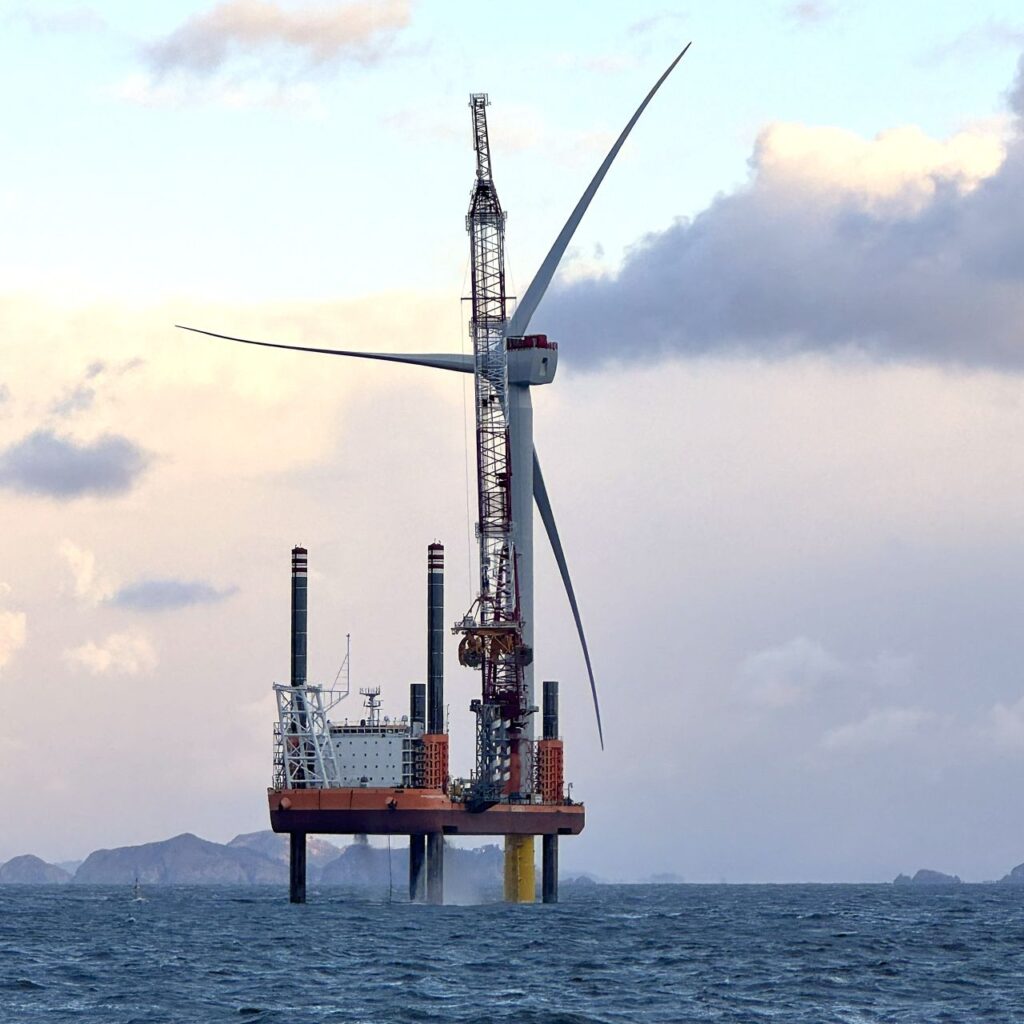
[
  {"left": 739, "top": 639, "right": 921, "bottom": 709},
  {"left": 58, "top": 541, "right": 235, "bottom": 611},
  {"left": 64, "top": 631, "right": 157, "bottom": 676},
  {"left": 926, "top": 21, "right": 1024, "bottom": 63},
  {"left": 821, "top": 707, "right": 935, "bottom": 750},
  {"left": 738, "top": 636, "right": 847, "bottom": 707},
  {"left": 627, "top": 11, "right": 688, "bottom": 37},
  {"left": 987, "top": 695, "right": 1024, "bottom": 752},
  {"left": 541, "top": 60, "right": 1024, "bottom": 371},
  {"left": 51, "top": 384, "right": 96, "bottom": 417},
  {"left": 88, "top": 358, "right": 142, "bottom": 379},
  {"left": 786, "top": 1, "right": 835, "bottom": 24},
  {"left": 7, "top": 6, "right": 107, "bottom": 33},
  {"left": 0, "top": 609, "right": 27, "bottom": 672},
  {"left": 753, "top": 121, "right": 1004, "bottom": 208},
  {"left": 0, "top": 383, "right": 9, "bottom": 405},
  {"left": 142, "top": 0, "right": 412, "bottom": 77},
  {"left": 58, "top": 540, "right": 116, "bottom": 605},
  {"left": 49, "top": 358, "right": 142, "bottom": 418},
  {"left": 111, "top": 579, "right": 238, "bottom": 611},
  {"left": 1011, "top": 54, "right": 1024, "bottom": 118},
  {"left": 0, "top": 429, "right": 149, "bottom": 498}
]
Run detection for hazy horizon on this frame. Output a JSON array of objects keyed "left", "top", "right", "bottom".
[{"left": 5, "top": 827, "right": 1010, "bottom": 886}]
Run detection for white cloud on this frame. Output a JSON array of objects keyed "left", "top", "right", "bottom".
[
  {"left": 738, "top": 636, "right": 847, "bottom": 707},
  {"left": 821, "top": 707, "right": 934, "bottom": 751},
  {"left": 739, "top": 641, "right": 921, "bottom": 710},
  {"left": 58, "top": 540, "right": 115, "bottom": 605},
  {"left": 64, "top": 631, "right": 157, "bottom": 676},
  {"left": 142, "top": 0, "right": 412, "bottom": 76},
  {"left": 0, "top": 609, "right": 27, "bottom": 671},
  {"left": 8, "top": 6, "right": 107, "bottom": 34},
  {"left": 785, "top": 1, "right": 836, "bottom": 25},
  {"left": 987, "top": 695, "right": 1024, "bottom": 752},
  {"left": 113, "top": 0, "right": 412, "bottom": 110},
  {"left": 753, "top": 121, "right": 1006, "bottom": 213}
]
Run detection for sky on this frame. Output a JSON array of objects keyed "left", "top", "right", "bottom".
[{"left": 1, "top": 0, "right": 1024, "bottom": 882}]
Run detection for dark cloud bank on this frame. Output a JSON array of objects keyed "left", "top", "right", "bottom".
[
  {"left": 0, "top": 430, "right": 149, "bottom": 499},
  {"left": 542, "top": 57, "right": 1024, "bottom": 372}
]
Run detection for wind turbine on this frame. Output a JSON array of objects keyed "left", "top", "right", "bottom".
[{"left": 179, "top": 45, "right": 690, "bottom": 755}]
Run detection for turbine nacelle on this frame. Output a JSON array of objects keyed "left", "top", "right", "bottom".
[{"left": 507, "top": 334, "right": 558, "bottom": 386}]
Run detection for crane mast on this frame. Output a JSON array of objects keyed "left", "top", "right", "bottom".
[{"left": 456, "top": 94, "right": 532, "bottom": 806}]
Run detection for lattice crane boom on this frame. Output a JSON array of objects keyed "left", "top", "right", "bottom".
[{"left": 457, "top": 94, "right": 532, "bottom": 805}]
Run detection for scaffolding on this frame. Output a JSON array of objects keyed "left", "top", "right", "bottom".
[{"left": 272, "top": 684, "right": 344, "bottom": 789}]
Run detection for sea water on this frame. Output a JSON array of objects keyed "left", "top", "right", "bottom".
[{"left": 2, "top": 883, "right": 1022, "bottom": 1022}]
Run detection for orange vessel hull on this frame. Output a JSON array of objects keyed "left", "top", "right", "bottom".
[{"left": 268, "top": 788, "right": 584, "bottom": 836}]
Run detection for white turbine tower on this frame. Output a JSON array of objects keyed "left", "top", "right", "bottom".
[{"left": 179, "top": 45, "right": 690, "bottom": 754}]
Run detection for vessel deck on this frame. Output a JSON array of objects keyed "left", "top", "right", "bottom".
[{"left": 269, "top": 788, "right": 584, "bottom": 836}]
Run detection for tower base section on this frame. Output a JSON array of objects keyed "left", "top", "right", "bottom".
[
  {"left": 409, "top": 833, "right": 425, "bottom": 901},
  {"left": 289, "top": 831, "right": 306, "bottom": 904},
  {"left": 426, "top": 832, "right": 444, "bottom": 904},
  {"left": 504, "top": 835, "right": 535, "bottom": 903},
  {"left": 542, "top": 834, "right": 558, "bottom": 903}
]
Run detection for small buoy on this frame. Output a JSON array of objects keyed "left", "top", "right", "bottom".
[{"left": 280, "top": 797, "right": 292, "bottom": 810}]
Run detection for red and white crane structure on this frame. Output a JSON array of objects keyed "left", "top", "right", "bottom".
[{"left": 456, "top": 94, "right": 532, "bottom": 810}]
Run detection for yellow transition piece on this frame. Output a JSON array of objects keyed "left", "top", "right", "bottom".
[{"left": 503, "top": 834, "right": 535, "bottom": 903}]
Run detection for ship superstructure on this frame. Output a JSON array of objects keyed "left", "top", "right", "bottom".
[{"left": 276, "top": 685, "right": 423, "bottom": 790}]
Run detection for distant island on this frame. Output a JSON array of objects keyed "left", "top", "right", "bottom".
[
  {"left": 6, "top": 838, "right": 1024, "bottom": 887},
  {"left": 893, "top": 865, "right": 1024, "bottom": 886},
  {"left": 0, "top": 832, "right": 595, "bottom": 895},
  {"left": 893, "top": 869, "right": 962, "bottom": 886},
  {"left": 0, "top": 831, "right": 507, "bottom": 897},
  {"left": 0, "top": 854, "right": 73, "bottom": 885}
]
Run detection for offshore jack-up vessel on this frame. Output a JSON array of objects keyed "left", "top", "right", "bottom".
[
  {"left": 273, "top": 541, "right": 579, "bottom": 904},
  {"left": 182, "top": 49, "right": 688, "bottom": 904}
]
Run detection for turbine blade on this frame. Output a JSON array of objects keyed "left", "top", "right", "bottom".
[
  {"left": 533, "top": 447, "right": 604, "bottom": 750},
  {"left": 176, "top": 325, "right": 474, "bottom": 374},
  {"left": 507, "top": 42, "right": 692, "bottom": 339}
]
